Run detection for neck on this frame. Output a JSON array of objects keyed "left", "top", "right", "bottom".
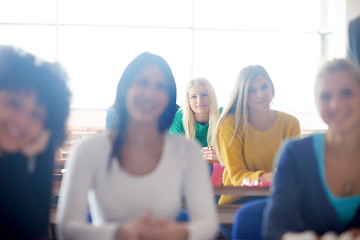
[
  {"left": 126, "top": 121, "right": 162, "bottom": 145},
  {"left": 194, "top": 112, "right": 209, "bottom": 123},
  {"left": 248, "top": 108, "right": 275, "bottom": 130},
  {"left": 326, "top": 128, "right": 360, "bottom": 155}
]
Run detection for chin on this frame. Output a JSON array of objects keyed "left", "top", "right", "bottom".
[
  {"left": 133, "top": 116, "right": 159, "bottom": 124},
  {"left": 196, "top": 109, "right": 209, "bottom": 114},
  {"left": 0, "top": 145, "right": 20, "bottom": 153},
  {"left": 329, "top": 125, "right": 352, "bottom": 134}
]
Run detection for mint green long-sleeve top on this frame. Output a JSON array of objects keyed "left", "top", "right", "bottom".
[{"left": 169, "top": 109, "right": 210, "bottom": 147}]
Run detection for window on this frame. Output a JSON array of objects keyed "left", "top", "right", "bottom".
[{"left": 0, "top": 0, "right": 345, "bottom": 129}]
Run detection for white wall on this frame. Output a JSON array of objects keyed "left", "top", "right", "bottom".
[{"left": 68, "top": 108, "right": 107, "bottom": 128}]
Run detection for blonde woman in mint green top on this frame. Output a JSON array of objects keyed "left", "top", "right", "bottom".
[
  {"left": 170, "top": 78, "right": 221, "bottom": 161},
  {"left": 170, "top": 78, "right": 222, "bottom": 178}
]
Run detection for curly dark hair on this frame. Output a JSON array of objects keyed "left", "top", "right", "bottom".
[{"left": 0, "top": 45, "right": 71, "bottom": 148}]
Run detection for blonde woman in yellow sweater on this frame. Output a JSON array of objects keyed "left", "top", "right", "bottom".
[{"left": 215, "top": 65, "right": 301, "bottom": 205}]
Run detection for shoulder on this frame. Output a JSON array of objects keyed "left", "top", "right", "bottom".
[
  {"left": 174, "top": 109, "right": 184, "bottom": 118},
  {"left": 276, "top": 111, "right": 300, "bottom": 127},
  {"left": 278, "top": 135, "right": 315, "bottom": 163},
  {"left": 65, "top": 131, "right": 111, "bottom": 170},
  {"left": 274, "top": 135, "right": 318, "bottom": 181},
  {"left": 285, "top": 135, "right": 313, "bottom": 150},
  {"left": 72, "top": 131, "right": 111, "bottom": 154},
  {"left": 170, "top": 110, "right": 185, "bottom": 133},
  {"left": 218, "top": 114, "right": 238, "bottom": 134},
  {"left": 276, "top": 111, "right": 299, "bottom": 122},
  {"left": 221, "top": 114, "right": 235, "bottom": 126}
]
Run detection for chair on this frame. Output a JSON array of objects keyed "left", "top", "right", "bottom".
[
  {"left": 231, "top": 198, "right": 267, "bottom": 240},
  {"left": 176, "top": 209, "right": 189, "bottom": 222},
  {"left": 211, "top": 163, "right": 225, "bottom": 186}
]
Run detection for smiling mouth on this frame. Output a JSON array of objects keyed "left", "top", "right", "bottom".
[{"left": 4, "top": 124, "right": 23, "bottom": 139}]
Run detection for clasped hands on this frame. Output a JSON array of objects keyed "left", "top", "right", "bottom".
[
  {"left": 201, "top": 146, "right": 218, "bottom": 161},
  {"left": 241, "top": 172, "right": 273, "bottom": 187},
  {"left": 283, "top": 229, "right": 360, "bottom": 240},
  {"left": 118, "top": 210, "right": 188, "bottom": 240}
]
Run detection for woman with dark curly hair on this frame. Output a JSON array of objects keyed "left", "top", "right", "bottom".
[{"left": 0, "top": 45, "right": 71, "bottom": 239}]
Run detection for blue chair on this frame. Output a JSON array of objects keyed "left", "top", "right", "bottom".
[
  {"left": 176, "top": 209, "right": 189, "bottom": 222},
  {"left": 232, "top": 198, "right": 267, "bottom": 240}
]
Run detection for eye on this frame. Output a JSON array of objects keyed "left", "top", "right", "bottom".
[
  {"left": 341, "top": 88, "right": 353, "bottom": 97},
  {"left": 261, "top": 84, "right": 270, "bottom": 90},
  {"left": 30, "top": 109, "right": 45, "bottom": 123},
  {"left": 200, "top": 93, "right": 209, "bottom": 97},
  {"left": 248, "top": 89, "right": 256, "bottom": 94},
  {"left": 190, "top": 95, "right": 197, "bottom": 99},
  {"left": 320, "top": 92, "right": 331, "bottom": 101},
  {"left": 155, "top": 81, "right": 168, "bottom": 91},
  {"left": 135, "top": 78, "right": 149, "bottom": 87},
  {"left": 6, "top": 97, "right": 22, "bottom": 110}
]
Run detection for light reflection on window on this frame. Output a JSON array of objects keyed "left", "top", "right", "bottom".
[{"left": 0, "top": 0, "right": 334, "bottom": 129}]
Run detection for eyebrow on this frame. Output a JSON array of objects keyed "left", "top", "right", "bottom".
[{"left": 190, "top": 91, "right": 208, "bottom": 95}]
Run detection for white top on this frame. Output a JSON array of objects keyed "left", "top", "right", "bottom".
[{"left": 56, "top": 132, "right": 218, "bottom": 240}]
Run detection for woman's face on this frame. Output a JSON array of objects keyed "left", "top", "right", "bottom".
[
  {"left": 247, "top": 75, "right": 273, "bottom": 112},
  {"left": 316, "top": 70, "right": 360, "bottom": 134},
  {"left": 126, "top": 65, "right": 169, "bottom": 126},
  {"left": 0, "top": 91, "right": 46, "bottom": 153},
  {"left": 188, "top": 84, "right": 210, "bottom": 117}
]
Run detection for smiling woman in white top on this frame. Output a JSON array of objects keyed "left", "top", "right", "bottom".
[{"left": 56, "top": 52, "right": 218, "bottom": 240}]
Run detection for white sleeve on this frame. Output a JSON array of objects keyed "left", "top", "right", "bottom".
[
  {"left": 182, "top": 141, "right": 219, "bottom": 240},
  {"left": 56, "top": 139, "right": 119, "bottom": 240}
]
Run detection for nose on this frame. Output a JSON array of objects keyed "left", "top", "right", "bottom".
[
  {"left": 329, "top": 95, "right": 342, "bottom": 110},
  {"left": 256, "top": 90, "right": 264, "bottom": 99},
  {"left": 143, "top": 85, "right": 157, "bottom": 99},
  {"left": 12, "top": 109, "right": 29, "bottom": 128}
]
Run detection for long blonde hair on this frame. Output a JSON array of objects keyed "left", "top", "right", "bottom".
[
  {"left": 182, "top": 77, "right": 220, "bottom": 146},
  {"left": 214, "top": 65, "right": 274, "bottom": 163}
]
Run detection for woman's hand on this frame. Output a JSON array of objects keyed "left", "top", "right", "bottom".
[
  {"left": 281, "top": 229, "right": 360, "bottom": 240},
  {"left": 118, "top": 210, "right": 188, "bottom": 240},
  {"left": 138, "top": 219, "right": 188, "bottom": 240},
  {"left": 260, "top": 172, "right": 273, "bottom": 184},
  {"left": 117, "top": 210, "right": 153, "bottom": 240},
  {"left": 201, "top": 146, "right": 218, "bottom": 161},
  {"left": 282, "top": 231, "right": 318, "bottom": 240},
  {"left": 241, "top": 172, "right": 273, "bottom": 187},
  {"left": 21, "top": 130, "right": 50, "bottom": 158},
  {"left": 334, "top": 229, "right": 360, "bottom": 239}
]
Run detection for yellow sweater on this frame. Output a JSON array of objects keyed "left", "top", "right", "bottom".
[{"left": 218, "top": 111, "right": 300, "bottom": 205}]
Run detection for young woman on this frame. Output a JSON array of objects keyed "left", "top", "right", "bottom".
[
  {"left": 263, "top": 59, "right": 360, "bottom": 240},
  {"left": 170, "top": 78, "right": 222, "bottom": 180},
  {"left": 215, "top": 65, "right": 300, "bottom": 205},
  {"left": 0, "top": 45, "right": 71, "bottom": 239},
  {"left": 57, "top": 52, "right": 218, "bottom": 240}
]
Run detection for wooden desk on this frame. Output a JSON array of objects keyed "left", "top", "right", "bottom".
[
  {"left": 208, "top": 159, "right": 220, "bottom": 164},
  {"left": 214, "top": 186, "right": 270, "bottom": 224},
  {"left": 214, "top": 186, "right": 270, "bottom": 196}
]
